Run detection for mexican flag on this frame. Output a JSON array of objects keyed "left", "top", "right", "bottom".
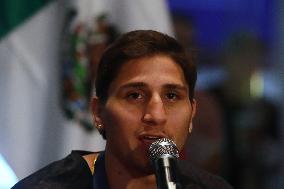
[
  {"left": 0, "top": 0, "right": 173, "bottom": 184},
  {"left": 0, "top": 0, "right": 51, "bottom": 39}
]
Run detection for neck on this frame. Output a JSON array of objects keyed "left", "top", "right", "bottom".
[{"left": 105, "top": 148, "right": 157, "bottom": 189}]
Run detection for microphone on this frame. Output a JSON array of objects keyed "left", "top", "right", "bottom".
[{"left": 149, "top": 138, "right": 182, "bottom": 189}]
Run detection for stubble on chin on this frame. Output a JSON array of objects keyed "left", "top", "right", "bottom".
[{"left": 125, "top": 147, "right": 155, "bottom": 177}]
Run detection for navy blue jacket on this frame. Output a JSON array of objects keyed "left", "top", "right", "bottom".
[{"left": 12, "top": 151, "right": 233, "bottom": 189}]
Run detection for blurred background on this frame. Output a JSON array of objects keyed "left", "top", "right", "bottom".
[{"left": 0, "top": 0, "right": 283, "bottom": 188}]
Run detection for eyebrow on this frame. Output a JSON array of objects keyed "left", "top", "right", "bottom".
[
  {"left": 119, "top": 82, "right": 188, "bottom": 92},
  {"left": 119, "top": 82, "right": 147, "bottom": 90},
  {"left": 163, "top": 84, "right": 188, "bottom": 92}
]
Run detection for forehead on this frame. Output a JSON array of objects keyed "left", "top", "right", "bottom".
[{"left": 108, "top": 55, "right": 188, "bottom": 92}]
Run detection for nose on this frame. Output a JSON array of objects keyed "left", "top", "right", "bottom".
[{"left": 142, "top": 94, "right": 167, "bottom": 126}]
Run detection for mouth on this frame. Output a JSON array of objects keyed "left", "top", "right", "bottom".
[{"left": 139, "top": 134, "right": 166, "bottom": 147}]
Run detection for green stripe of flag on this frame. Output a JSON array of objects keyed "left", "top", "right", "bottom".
[{"left": 0, "top": 0, "right": 52, "bottom": 39}]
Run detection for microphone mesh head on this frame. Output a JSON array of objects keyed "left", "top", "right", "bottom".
[{"left": 149, "top": 138, "right": 179, "bottom": 161}]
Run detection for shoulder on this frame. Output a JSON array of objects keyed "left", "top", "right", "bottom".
[
  {"left": 178, "top": 160, "right": 233, "bottom": 189},
  {"left": 11, "top": 151, "right": 95, "bottom": 189}
]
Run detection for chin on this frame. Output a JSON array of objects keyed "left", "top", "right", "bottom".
[
  {"left": 123, "top": 143, "right": 156, "bottom": 176},
  {"left": 131, "top": 153, "right": 155, "bottom": 175},
  {"left": 136, "top": 161, "right": 155, "bottom": 175}
]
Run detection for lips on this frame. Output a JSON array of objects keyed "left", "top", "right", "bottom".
[{"left": 138, "top": 133, "right": 167, "bottom": 148}]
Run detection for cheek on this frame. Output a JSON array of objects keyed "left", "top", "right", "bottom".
[
  {"left": 101, "top": 101, "right": 140, "bottom": 139},
  {"left": 168, "top": 107, "right": 192, "bottom": 150},
  {"left": 173, "top": 121, "right": 190, "bottom": 150}
]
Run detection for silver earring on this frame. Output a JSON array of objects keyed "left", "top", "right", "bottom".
[{"left": 96, "top": 123, "right": 103, "bottom": 130}]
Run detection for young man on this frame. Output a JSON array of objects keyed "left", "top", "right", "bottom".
[{"left": 13, "top": 30, "right": 232, "bottom": 189}]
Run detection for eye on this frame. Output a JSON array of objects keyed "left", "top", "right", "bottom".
[
  {"left": 126, "top": 91, "right": 144, "bottom": 101},
  {"left": 165, "top": 92, "right": 178, "bottom": 101}
]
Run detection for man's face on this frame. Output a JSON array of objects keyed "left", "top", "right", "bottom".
[{"left": 94, "top": 55, "right": 196, "bottom": 174}]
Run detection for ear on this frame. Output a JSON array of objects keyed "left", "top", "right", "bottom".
[
  {"left": 91, "top": 96, "right": 104, "bottom": 129},
  {"left": 190, "top": 99, "right": 197, "bottom": 121},
  {"left": 188, "top": 99, "right": 196, "bottom": 134}
]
